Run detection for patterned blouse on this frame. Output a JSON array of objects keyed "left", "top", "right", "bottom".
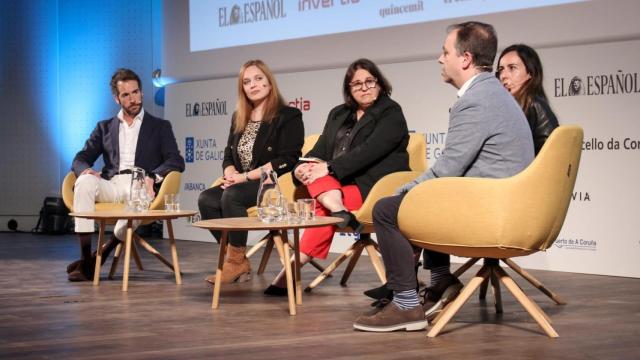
[{"left": 237, "top": 120, "right": 261, "bottom": 172}]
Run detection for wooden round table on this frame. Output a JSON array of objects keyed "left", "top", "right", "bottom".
[
  {"left": 192, "top": 216, "right": 343, "bottom": 315},
  {"left": 70, "top": 209, "right": 196, "bottom": 291}
]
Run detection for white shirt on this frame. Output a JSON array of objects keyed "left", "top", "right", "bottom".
[
  {"left": 457, "top": 73, "right": 482, "bottom": 98},
  {"left": 118, "top": 108, "right": 144, "bottom": 171}
]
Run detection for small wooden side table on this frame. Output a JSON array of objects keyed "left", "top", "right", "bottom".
[
  {"left": 70, "top": 210, "right": 196, "bottom": 291},
  {"left": 193, "top": 216, "right": 342, "bottom": 315}
]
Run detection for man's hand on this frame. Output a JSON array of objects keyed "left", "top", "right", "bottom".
[{"left": 81, "top": 168, "right": 101, "bottom": 177}]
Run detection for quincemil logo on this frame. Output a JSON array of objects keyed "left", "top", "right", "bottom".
[
  {"left": 219, "top": 1, "right": 286, "bottom": 27},
  {"left": 185, "top": 137, "right": 224, "bottom": 163},
  {"left": 554, "top": 238, "right": 597, "bottom": 251},
  {"left": 288, "top": 96, "right": 311, "bottom": 111},
  {"left": 186, "top": 99, "right": 228, "bottom": 117},
  {"left": 554, "top": 70, "right": 640, "bottom": 97}
]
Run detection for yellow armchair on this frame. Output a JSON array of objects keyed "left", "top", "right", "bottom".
[
  {"left": 305, "top": 132, "right": 428, "bottom": 291},
  {"left": 398, "top": 125, "right": 583, "bottom": 337}
]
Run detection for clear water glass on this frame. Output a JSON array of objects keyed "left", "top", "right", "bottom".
[{"left": 297, "top": 198, "right": 316, "bottom": 222}]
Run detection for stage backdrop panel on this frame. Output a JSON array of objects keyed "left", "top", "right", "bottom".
[{"left": 166, "top": 39, "right": 640, "bottom": 277}]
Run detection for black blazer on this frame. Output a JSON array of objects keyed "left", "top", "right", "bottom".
[
  {"left": 71, "top": 111, "right": 185, "bottom": 180},
  {"left": 223, "top": 106, "right": 304, "bottom": 177},
  {"left": 525, "top": 96, "right": 559, "bottom": 155},
  {"left": 297, "top": 95, "right": 410, "bottom": 199}
]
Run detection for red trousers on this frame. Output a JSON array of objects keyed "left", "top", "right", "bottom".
[{"left": 299, "top": 176, "right": 363, "bottom": 259}]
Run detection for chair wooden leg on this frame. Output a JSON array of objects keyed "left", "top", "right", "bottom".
[
  {"left": 109, "top": 243, "right": 122, "bottom": 280},
  {"left": 134, "top": 234, "right": 174, "bottom": 271},
  {"left": 257, "top": 237, "right": 275, "bottom": 275},
  {"left": 452, "top": 257, "right": 480, "bottom": 278},
  {"left": 363, "top": 241, "right": 386, "bottom": 284},
  {"left": 427, "top": 265, "right": 491, "bottom": 337},
  {"left": 246, "top": 234, "right": 270, "bottom": 258},
  {"left": 305, "top": 243, "right": 357, "bottom": 292},
  {"left": 479, "top": 277, "right": 489, "bottom": 300},
  {"left": 339, "top": 242, "right": 364, "bottom": 286},
  {"left": 212, "top": 232, "right": 228, "bottom": 309},
  {"left": 167, "top": 220, "right": 182, "bottom": 285},
  {"left": 502, "top": 258, "right": 567, "bottom": 305},
  {"left": 309, "top": 259, "right": 328, "bottom": 275},
  {"left": 494, "top": 266, "right": 558, "bottom": 337},
  {"left": 490, "top": 269, "right": 503, "bottom": 314},
  {"left": 131, "top": 240, "right": 144, "bottom": 271}
]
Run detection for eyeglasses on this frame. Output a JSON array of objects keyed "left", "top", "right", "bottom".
[{"left": 349, "top": 78, "right": 377, "bottom": 91}]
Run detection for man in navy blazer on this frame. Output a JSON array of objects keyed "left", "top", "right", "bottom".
[
  {"left": 354, "top": 22, "right": 534, "bottom": 332},
  {"left": 67, "top": 68, "right": 185, "bottom": 282}
]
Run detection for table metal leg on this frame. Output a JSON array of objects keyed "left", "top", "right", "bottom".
[
  {"left": 93, "top": 221, "right": 106, "bottom": 286},
  {"left": 122, "top": 220, "right": 133, "bottom": 292},
  {"left": 167, "top": 220, "right": 182, "bottom": 285},
  {"left": 212, "top": 231, "right": 228, "bottom": 309}
]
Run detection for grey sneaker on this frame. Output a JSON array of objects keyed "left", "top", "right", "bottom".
[
  {"left": 421, "top": 275, "right": 463, "bottom": 321},
  {"left": 353, "top": 302, "right": 428, "bottom": 332}
]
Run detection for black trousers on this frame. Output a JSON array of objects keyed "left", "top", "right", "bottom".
[
  {"left": 197, "top": 181, "right": 260, "bottom": 247},
  {"left": 373, "top": 193, "right": 450, "bottom": 291}
]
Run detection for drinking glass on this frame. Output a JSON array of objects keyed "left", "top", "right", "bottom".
[
  {"left": 285, "top": 202, "right": 303, "bottom": 224},
  {"left": 164, "top": 194, "right": 180, "bottom": 212},
  {"left": 297, "top": 199, "right": 316, "bottom": 222}
]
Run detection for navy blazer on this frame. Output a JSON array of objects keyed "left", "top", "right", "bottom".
[
  {"left": 72, "top": 111, "right": 185, "bottom": 180},
  {"left": 298, "top": 95, "right": 410, "bottom": 199},
  {"left": 223, "top": 106, "right": 304, "bottom": 177}
]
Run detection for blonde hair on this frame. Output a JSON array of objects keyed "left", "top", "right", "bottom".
[{"left": 233, "top": 60, "right": 285, "bottom": 134}]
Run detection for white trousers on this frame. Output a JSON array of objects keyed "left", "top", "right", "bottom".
[{"left": 73, "top": 173, "right": 140, "bottom": 240}]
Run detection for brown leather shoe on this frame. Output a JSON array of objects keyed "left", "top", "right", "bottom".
[
  {"left": 353, "top": 302, "right": 427, "bottom": 332},
  {"left": 205, "top": 245, "right": 251, "bottom": 284}
]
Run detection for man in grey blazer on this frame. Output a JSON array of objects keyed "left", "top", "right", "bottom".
[{"left": 354, "top": 22, "right": 534, "bottom": 332}]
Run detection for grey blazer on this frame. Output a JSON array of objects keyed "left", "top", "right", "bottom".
[{"left": 399, "top": 72, "right": 534, "bottom": 193}]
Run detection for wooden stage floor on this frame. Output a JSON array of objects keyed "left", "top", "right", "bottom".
[{"left": 0, "top": 233, "right": 638, "bottom": 359}]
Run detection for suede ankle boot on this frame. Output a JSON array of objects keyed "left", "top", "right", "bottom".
[{"left": 205, "top": 245, "right": 251, "bottom": 284}]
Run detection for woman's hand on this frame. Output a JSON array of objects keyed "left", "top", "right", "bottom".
[
  {"left": 300, "top": 162, "right": 329, "bottom": 185},
  {"left": 294, "top": 163, "right": 311, "bottom": 182},
  {"left": 222, "top": 166, "right": 240, "bottom": 189}
]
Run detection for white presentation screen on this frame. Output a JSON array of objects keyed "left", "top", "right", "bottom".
[{"left": 190, "top": 0, "right": 584, "bottom": 52}]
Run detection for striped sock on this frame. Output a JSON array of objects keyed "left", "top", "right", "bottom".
[
  {"left": 430, "top": 266, "right": 451, "bottom": 287},
  {"left": 392, "top": 289, "right": 420, "bottom": 310}
]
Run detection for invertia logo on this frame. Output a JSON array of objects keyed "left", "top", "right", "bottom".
[{"left": 289, "top": 97, "right": 311, "bottom": 111}]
